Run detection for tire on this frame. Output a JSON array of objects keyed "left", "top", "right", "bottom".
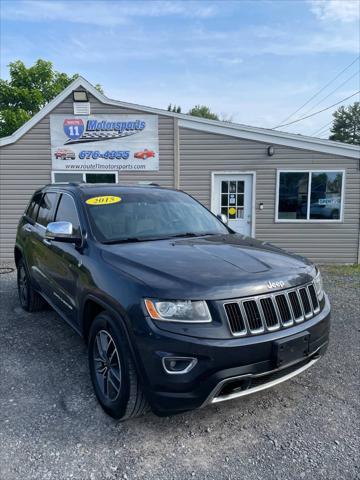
[
  {"left": 88, "top": 312, "right": 149, "bottom": 420},
  {"left": 17, "top": 258, "right": 46, "bottom": 312}
]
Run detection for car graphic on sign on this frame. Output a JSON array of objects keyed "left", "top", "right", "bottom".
[
  {"left": 134, "top": 149, "right": 155, "bottom": 160},
  {"left": 54, "top": 148, "right": 76, "bottom": 160}
]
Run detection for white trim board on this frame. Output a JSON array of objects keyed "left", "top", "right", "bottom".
[{"left": 1, "top": 75, "right": 359, "bottom": 160}]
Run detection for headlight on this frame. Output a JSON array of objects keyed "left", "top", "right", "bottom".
[
  {"left": 313, "top": 269, "right": 324, "bottom": 301},
  {"left": 144, "top": 299, "right": 212, "bottom": 323}
]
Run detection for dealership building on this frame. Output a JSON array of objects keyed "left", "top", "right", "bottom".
[{"left": 0, "top": 76, "right": 359, "bottom": 264}]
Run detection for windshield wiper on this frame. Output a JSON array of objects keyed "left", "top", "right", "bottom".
[
  {"left": 166, "top": 232, "right": 219, "bottom": 239},
  {"left": 103, "top": 232, "right": 220, "bottom": 244},
  {"left": 102, "top": 237, "right": 142, "bottom": 245}
]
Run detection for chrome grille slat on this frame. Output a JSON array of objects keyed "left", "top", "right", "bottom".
[
  {"left": 260, "top": 296, "right": 280, "bottom": 330},
  {"left": 223, "top": 280, "right": 322, "bottom": 337},
  {"left": 288, "top": 290, "right": 303, "bottom": 322},
  {"left": 243, "top": 299, "right": 264, "bottom": 333},
  {"left": 308, "top": 284, "right": 320, "bottom": 314}
]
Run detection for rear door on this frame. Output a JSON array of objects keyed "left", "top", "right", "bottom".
[{"left": 30, "top": 192, "right": 58, "bottom": 296}]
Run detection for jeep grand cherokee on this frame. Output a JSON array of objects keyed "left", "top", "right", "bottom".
[{"left": 15, "top": 183, "right": 330, "bottom": 420}]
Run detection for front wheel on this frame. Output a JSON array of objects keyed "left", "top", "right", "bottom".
[{"left": 88, "top": 312, "right": 149, "bottom": 420}]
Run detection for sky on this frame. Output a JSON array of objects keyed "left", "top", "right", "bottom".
[{"left": 1, "top": 0, "right": 359, "bottom": 137}]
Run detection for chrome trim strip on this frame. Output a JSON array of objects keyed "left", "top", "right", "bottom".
[
  {"left": 223, "top": 301, "right": 247, "bottom": 336},
  {"left": 299, "top": 287, "right": 313, "bottom": 319},
  {"left": 260, "top": 295, "right": 280, "bottom": 331},
  {"left": 162, "top": 357, "right": 198, "bottom": 375},
  {"left": 307, "top": 284, "right": 320, "bottom": 314},
  {"left": 243, "top": 298, "right": 265, "bottom": 334},
  {"left": 209, "top": 355, "right": 320, "bottom": 405}
]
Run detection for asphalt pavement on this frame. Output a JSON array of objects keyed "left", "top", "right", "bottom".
[{"left": 0, "top": 267, "right": 359, "bottom": 480}]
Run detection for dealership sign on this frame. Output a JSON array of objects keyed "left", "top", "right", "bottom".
[{"left": 50, "top": 114, "right": 159, "bottom": 171}]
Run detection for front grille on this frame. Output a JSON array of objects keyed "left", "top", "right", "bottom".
[
  {"left": 308, "top": 284, "right": 320, "bottom": 313},
  {"left": 299, "top": 288, "right": 311, "bottom": 316},
  {"left": 275, "top": 294, "right": 292, "bottom": 325},
  {"left": 224, "top": 303, "right": 246, "bottom": 334},
  {"left": 243, "top": 300, "right": 263, "bottom": 331},
  {"left": 224, "top": 281, "right": 322, "bottom": 336},
  {"left": 260, "top": 297, "right": 278, "bottom": 328},
  {"left": 288, "top": 291, "right": 302, "bottom": 320}
]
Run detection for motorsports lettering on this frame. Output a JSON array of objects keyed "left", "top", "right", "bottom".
[
  {"left": 63, "top": 118, "right": 146, "bottom": 144},
  {"left": 50, "top": 114, "right": 159, "bottom": 171}
]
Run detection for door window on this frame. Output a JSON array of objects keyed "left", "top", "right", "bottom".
[
  {"left": 26, "top": 193, "right": 42, "bottom": 222},
  {"left": 221, "top": 180, "right": 244, "bottom": 220},
  {"left": 55, "top": 194, "right": 81, "bottom": 235},
  {"left": 37, "top": 193, "right": 57, "bottom": 227}
]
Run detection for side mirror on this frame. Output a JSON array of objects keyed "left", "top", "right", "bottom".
[
  {"left": 217, "top": 213, "right": 228, "bottom": 224},
  {"left": 45, "top": 221, "right": 81, "bottom": 244}
]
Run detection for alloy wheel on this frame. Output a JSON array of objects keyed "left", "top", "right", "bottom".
[
  {"left": 93, "top": 330, "right": 122, "bottom": 401},
  {"left": 18, "top": 266, "right": 28, "bottom": 306}
]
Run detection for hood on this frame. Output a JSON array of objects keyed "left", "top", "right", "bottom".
[{"left": 100, "top": 234, "right": 315, "bottom": 300}]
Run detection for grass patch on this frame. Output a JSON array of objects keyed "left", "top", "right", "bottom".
[{"left": 324, "top": 264, "right": 360, "bottom": 275}]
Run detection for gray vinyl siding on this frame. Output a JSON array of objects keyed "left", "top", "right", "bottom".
[
  {"left": 0, "top": 90, "right": 174, "bottom": 262},
  {"left": 179, "top": 128, "right": 360, "bottom": 264}
]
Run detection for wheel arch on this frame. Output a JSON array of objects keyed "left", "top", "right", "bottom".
[{"left": 81, "top": 294, "right": 147, "bottom": 388}]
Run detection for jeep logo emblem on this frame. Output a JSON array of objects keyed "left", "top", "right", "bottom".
[{"left": 267, "top": 280, "right": 285, "bottom": 289}]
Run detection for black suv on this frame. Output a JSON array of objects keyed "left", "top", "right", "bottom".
[{"left": 15, "top": 183, "right": 330, "bottom": 420}]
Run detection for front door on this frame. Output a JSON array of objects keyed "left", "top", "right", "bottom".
[{"left": 212, "top": 174, "right": 253, "bottom": 236}]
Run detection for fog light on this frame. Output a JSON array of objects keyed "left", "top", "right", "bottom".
[{"left": 162, "top": 356, "right": 197, "bottom": 374}]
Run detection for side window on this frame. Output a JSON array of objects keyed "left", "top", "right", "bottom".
[
  {"left": 26, "top": 193, "right": 42, "bottom": 222},
  {"left": 55, "top": 194, "right": 80, "bottom": 235},
  {"left": 37, "top": 193, "right": 57, "bottom": 227}
]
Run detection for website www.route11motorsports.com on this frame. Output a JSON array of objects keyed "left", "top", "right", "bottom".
[{"left": 65, "top": 163, "right": 146, "bottom": 170}]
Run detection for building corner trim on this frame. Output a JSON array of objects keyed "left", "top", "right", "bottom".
[{"left": 174, "top": 118, "right": 180, "bottom": 189}]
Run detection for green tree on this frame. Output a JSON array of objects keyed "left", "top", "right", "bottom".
[
  {"left": 188, "top": 104, "right": 219, "bottom": 120},
  {"left": 167, "top": 103, "right": 181, "bottom": 113},
  {"left": 329, "top": 102, "right": 359, "bottom": 145},
  {"left": 0, "top": 59, "right": 103, "bottom": 137}
]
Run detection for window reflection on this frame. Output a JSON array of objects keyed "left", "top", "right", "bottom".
[
  {"left": 278, "top": 172, "right": 309, "bottom": 220},
  {"left": 310, "top": 172, "right": 342, "bottom": 220}
]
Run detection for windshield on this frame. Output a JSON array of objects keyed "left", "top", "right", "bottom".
[{"left": 85, "top": 189, "right": 229, "bottom": 243}]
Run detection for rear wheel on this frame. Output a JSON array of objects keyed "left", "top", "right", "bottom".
[
  {"left": 17, "top": 259, "right": 46, "bottom": 312},
  {"left": 88, "top": 312, "right": 149, "bottom": 420}
]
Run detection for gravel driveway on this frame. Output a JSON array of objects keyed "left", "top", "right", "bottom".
[{"left": 0, "top": 267, "right": 359, "bottom": 480}]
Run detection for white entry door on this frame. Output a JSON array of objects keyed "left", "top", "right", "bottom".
[{"left": 212, "top": 173, "right": 253, "bottom": 236}]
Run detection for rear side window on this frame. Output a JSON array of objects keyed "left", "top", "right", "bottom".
[
  {"left": 37, "top": 193, "right": 57, "bottom": 227},
  {"left": 26, "top": 193, "right": 42, "bottom": 221},
  {"left": 55, "top": 194, "right": 81, "bottom": 235}
]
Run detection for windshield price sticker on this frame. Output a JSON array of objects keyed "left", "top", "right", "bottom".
[{"left": 86, "top": 196, "right": 121, "bottom": 205}]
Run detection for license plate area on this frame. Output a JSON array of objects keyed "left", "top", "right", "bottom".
[{"left": 274, "top": 331, "right": 310, "bottom": 368}]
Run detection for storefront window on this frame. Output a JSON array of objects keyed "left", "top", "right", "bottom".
[
  {"left": 53, "top": 172, "right": 117, "bottom": 184},
  {"left": 309, "top": 172, "right": 342, "bottom": 220},
  {"left": 277, "top": 171, "right": 343, "bottom": 221}
]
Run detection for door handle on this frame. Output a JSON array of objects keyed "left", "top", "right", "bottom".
[
  {"left": 25, "top": 226, "right": 32, "bottom": 232},
  {"left": 43, "top": 238, "right": 52, "bottom": 246}
]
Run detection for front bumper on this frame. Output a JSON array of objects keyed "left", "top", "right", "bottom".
[{"left": 133, "top": 295, "right": 330, "bottom": 416}]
